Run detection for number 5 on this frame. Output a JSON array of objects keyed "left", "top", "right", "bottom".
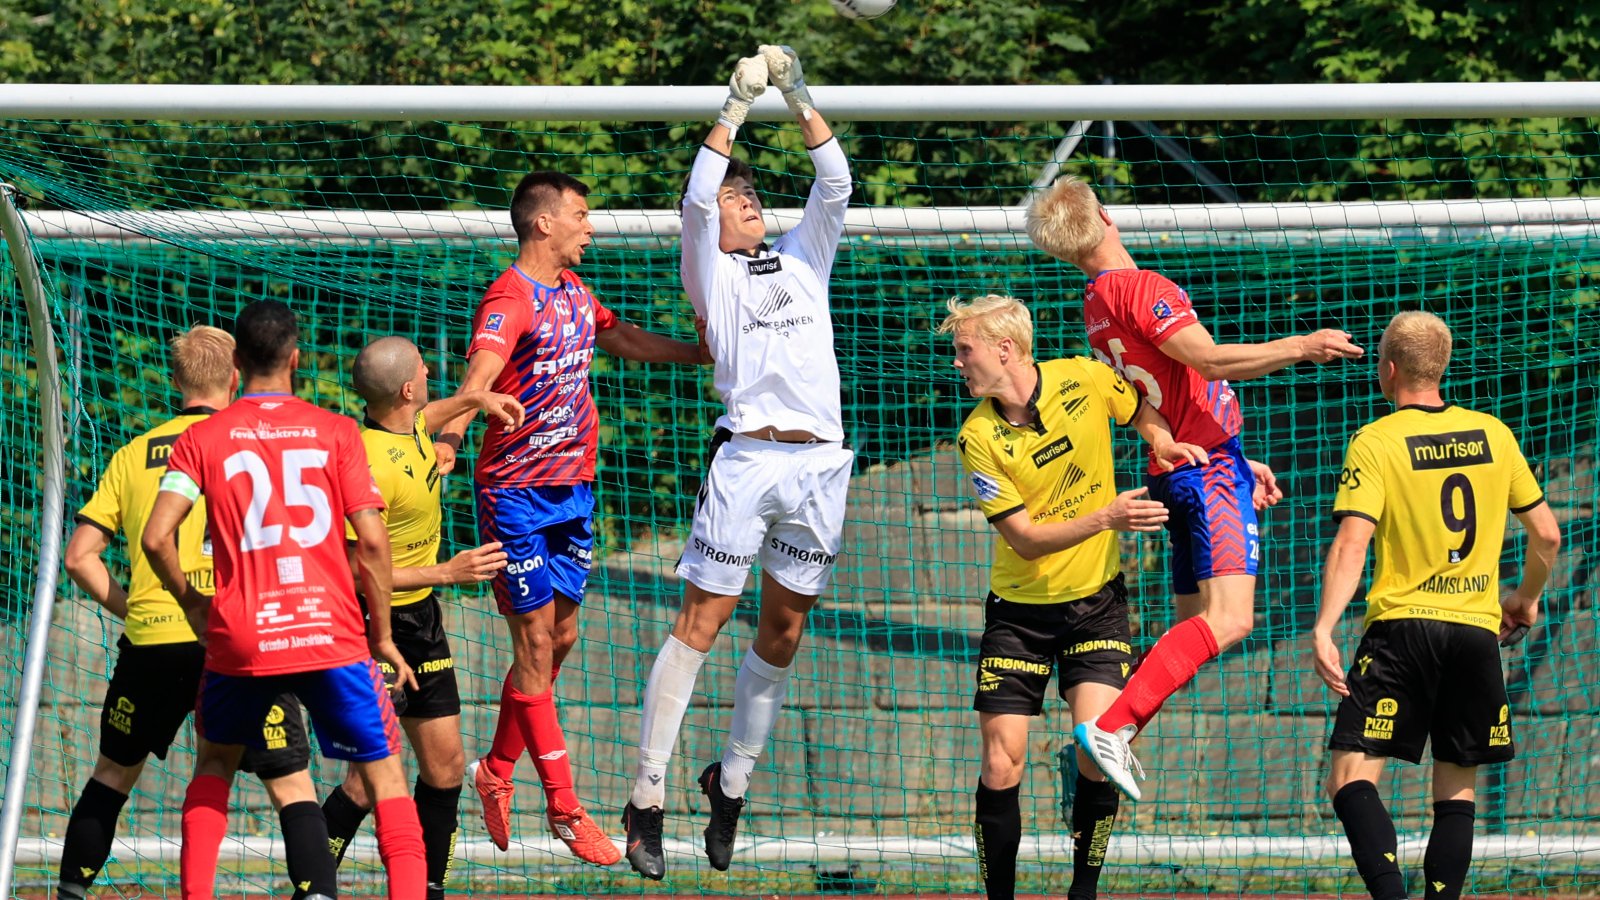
[{"left": 1093, "top": 338, "right": 1164, "bottom": 408}]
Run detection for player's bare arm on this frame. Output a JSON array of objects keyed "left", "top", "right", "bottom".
[
  {"left": 990, "top": 488, "right": 1168, "bottom": 561},
  {"left": 349, "top": 506, "right": 418, "bottom": 693},
  {"left": 63, "top": 524, "right": 129, "bottom": 619},
  {"left": 393, "top": 541, "right": 508, "bottom": 590},
  {"left": 595, "top": 320, "right": 708, "bottom": 366},
  {"left": 433, "top": 349, "right": 510, "bottom": 475},
  {"left": 1309, "top": 514, "right": 1376, "bottom": 697},
  {"left": 140, "top": 489, "right": 208, "bottom": 631},
  {"left": 1159, "top": 321, "right": 1364, "bottom": 382},
  {"left": 1128, "top": 401, "right": 1209, "bottom": 472},
  {"left": 1502, "top": 501, "right": 1562, "bottom": 643},
  {"left": 1246, "top": 458, "right": 1284, "bottom": 510},
  {"left": 421, "top": 389, "right": 525, "bottom": 438}
]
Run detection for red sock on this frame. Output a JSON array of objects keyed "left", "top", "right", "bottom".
[
  {"left": 484, "top": 672, "right": 527, "bottom": 780},
  {"left": 512, "top": 685, "right": 581, "bottom": 814},
  {"left": 374, "top": 796, "right": 427, "bottom": 900},
  {"left": 179, "top": 774, "right": 230, "bottom": 900},
  {"left": 1099, "top": 617, "right": 1219, "bottom": 733}
]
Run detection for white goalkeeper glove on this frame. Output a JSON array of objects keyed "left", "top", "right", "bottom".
[
  {"left": 719, "top": 55, "right": 769, "bottom": 132},
  {"left": 760, "top": 44, "right": 814, "bottom": 120}
]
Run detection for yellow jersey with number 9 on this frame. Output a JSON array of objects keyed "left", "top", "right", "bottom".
[{"left": 1331, "top": 404, "right": 1544, "bottom": 633}]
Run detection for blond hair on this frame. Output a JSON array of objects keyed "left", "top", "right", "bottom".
[
  {"left": 1380, "top": 311, "right": 1452, "bottom": 387},
  {"left": 936, "top": 294, "right": 1034, "bottom": 363},
  {"left": 170, "top": 325, "right": 235, "bottom": 395},
  {"left": 1026, "top": 176, "right": 1105, "bottom": 267}
]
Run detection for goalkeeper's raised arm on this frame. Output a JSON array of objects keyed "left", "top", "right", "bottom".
[{"left": 623, "top": 45, "right": 858, "bottom": 881}]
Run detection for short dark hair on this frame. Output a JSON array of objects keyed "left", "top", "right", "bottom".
[
  {"left": 233, "top": 300, "right": 299, "bottom": 375},
  {"left": 511, "top": 171, "right": 589, "bottom": 244},
  {"left": 676, "top": 156, "right": 757, "bottom": 213}
]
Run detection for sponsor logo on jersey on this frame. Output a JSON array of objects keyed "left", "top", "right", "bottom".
[
  {"left": 1152, "top": 298, "right": 1174, "bottom": 319},
  {"left": 1049, "top": 463, "right": 1088, "bottom": 505},
  {"left": 229, "top": 424, "right": 319, "bottom": 441},
  {"left": 1031, "top": 434, "right": 1075, "bottom": 468},
  {"left": 538, "top": 405, "right": 575, "bottom": 424},
  {"left": 747, "top": 256, "right": 783, "bottom": 276},
  {"left": 484, "top": 312, "right": 505, "bottom": 333},
  {"left": 757, "top": 284, "right": 796, "bottom": 317},
  {"left": 971, "top": 472, "right": 1002, "bottom": 502},
  {"left": 528, "top": 346, "right": 595, "bottom": 376},
  {"left": 1405, "top": 429, "right": 1492, "bottom": 470},
  {"left": 1086, "top": 317, "right": 1112, "bottom": 336},
  {"left": 1061, "top": 396, "right": 1090, "bottom": 421},
  {"left": 145, "top": 434, "right": 179, "bottom": 468},
  {"left": 527, "top": 424, "right": 580, "bottom": 448}
]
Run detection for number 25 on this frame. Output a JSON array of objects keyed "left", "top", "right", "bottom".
[{"left": 224, "top": 449, "right": 333, "bottom": 552}]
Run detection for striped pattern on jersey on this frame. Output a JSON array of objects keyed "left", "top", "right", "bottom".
[{"left": 467, "top": 266, "right": 617, "bottom": 487}]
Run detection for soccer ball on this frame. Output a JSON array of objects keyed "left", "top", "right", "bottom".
[{"left": 830, "top": 0, "right": 896, "bottom": 19}]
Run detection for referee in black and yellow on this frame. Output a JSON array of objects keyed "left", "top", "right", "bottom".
[{"left": 1312, "top": 311, "right": 1562, "bottom": 900}]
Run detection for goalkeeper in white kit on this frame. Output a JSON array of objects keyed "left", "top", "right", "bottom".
[{"left": 621, "top": 45, "right": 855, "bottom": 879}]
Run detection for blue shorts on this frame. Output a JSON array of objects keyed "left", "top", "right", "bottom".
[
  {"left": 1147, "top": 435, "right": 1260, "bottom": 595},
  {"left": 474, "top": 482, "right": 595, "bottom": 615},
  {"left": 197, "top": 659, "right": 401, "bottom": 763}
]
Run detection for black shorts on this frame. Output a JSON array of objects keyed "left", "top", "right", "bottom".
[
  {"left": 99, "top": 636, "right": 206, "bottom": 767},
  {"left": 973, "top": 574, "right": 1133, "bottom": 716},
  {"left": 1328, "top": 618, "right": 1515, "bottom": 766},
  {"left": 383, "top": 593, "right": 461, "bottom": 721},
  {"left": 238, "top": 693, "right": 312, "bottom": 781}
]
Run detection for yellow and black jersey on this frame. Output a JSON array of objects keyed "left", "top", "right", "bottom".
[
  {"left": 345, "top": 411, "right": 442, "bottom": 606},
  {"left": 76, "top": 409, "right": 217, "bottom": 646},
  {"left": 1332, "top": 403, "right": 1544, "bottom": 633},
  {"left": 956, "top": 358, "right": 1140, "bottom": 604}
]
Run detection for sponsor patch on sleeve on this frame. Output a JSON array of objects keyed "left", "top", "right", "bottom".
[
  {"left": 1152, "top": 298, "right": 1174, "bottom": 319},
  {"left": 971, "top": 472, "right": 1002, "bottom": 503},
  {"left": 484, "top": 312, "right": 505, "bottom": 333}
]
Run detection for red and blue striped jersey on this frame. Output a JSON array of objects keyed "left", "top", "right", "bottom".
[
  {"left": 1084, "top": 268, "right": 1243, "bottom": 473},
  {"left": 467, "top": 266, "right": 618, "bottom": 487}
]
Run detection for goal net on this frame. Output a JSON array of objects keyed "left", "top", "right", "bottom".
[{"left": 1, "top": 88, "right": 1597, "bottom": 898}]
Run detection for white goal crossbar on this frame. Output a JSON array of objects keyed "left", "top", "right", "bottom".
[
  {"left": 4, "top": 82, "right": 1600, "bottom": 121},
  {"left": 23, "top": 197, "right": 1600, "bottom": 242}
]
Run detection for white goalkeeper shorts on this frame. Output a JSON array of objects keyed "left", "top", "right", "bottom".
[{"left": 676, "top": 431, "right": 854, "bottom": 597}]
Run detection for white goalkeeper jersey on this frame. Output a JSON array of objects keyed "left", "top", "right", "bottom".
[{"left": 681, "top": 139, "right": 852, "bottom": 442}]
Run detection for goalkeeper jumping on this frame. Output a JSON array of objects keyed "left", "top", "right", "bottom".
[{"left": 622, "top": 45, "right": 855, "bottom": 879}]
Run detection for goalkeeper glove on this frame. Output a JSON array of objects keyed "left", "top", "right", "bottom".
[
  {"left": 719, "top": 55, "right": 769, "bottom": 132},
  {"left": 760, "top": 44, "right": 814, "bottom": 120}
]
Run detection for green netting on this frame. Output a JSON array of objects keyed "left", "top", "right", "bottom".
[{"left": 1, "top": 116, "right": 1598, "bottom": 899}]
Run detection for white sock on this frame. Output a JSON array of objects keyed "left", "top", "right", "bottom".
[
  {"left": 632, "top": 635, "right": 708, "bottom": 809},
  {"left": 719, "top": 649, "right": 792, "bottom": 799}
]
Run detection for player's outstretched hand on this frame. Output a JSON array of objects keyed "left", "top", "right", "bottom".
[
  {"left": 1300, "top": 329, "right": 1365, "bottom": 364},
  {"left": 718, "top": 55, "right": 769, "bottom": 130},
  {"left": 1101, "top": 487, "right": 1168, "bottom": 533},
  {"left": 759, "top": 44, "right": 815, "bottom": 118},
  {"left": 474, "top": 390, "right": 525, "bottom": 433},
  {"left": 434, "top": 440, "right": 457, "bottom": 476},
  {"left": 445, "top": 541, "right": 509, "bottom": 585},
  {"left": 1246, "top": 458, "right": 1283, "bottom": 511},
  {"left": 1310, "top": 630, "right": 1349, "bottom": 696},
  {"left": 1151, "top": 440, "right": 1209, "bottom": 472},
  {"left": 1498, "top": 591, "right": 1539, "bottom": 646},
  {"left": 372, "top": 638, "right": 420, "bottom": 694}
]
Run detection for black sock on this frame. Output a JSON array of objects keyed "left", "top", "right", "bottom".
[
  {"left": 974, "top": 781, "right": 1021, "bottom": 900},
  {"left": 280, "top": 800, "right": 337, "bottom": 899},
  {"left": 1423, "top": 799, "right": 1475, "bottom": 900},
  {"left": 1333, "top": 780, "right": 1408, "bottom": 900},
  {"left": 1068, "top": 774, "right": 1120, "bottom": 900},
  {"left": 322, "top": 785, "right": 371, "bottom": 866},
  {"left": 57, "top": 778, "right": 129, "bottom": 897},
  {"left": 414, "top": 779, "right": 462, "bottom": 899}
]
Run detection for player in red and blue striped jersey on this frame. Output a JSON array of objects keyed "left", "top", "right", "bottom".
[
  {"left": 434, "top": 170, "right": 707, "bottom": 865},
  {"left": 1027, "top": 176, "right": 1365, "bottom": 802}
]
